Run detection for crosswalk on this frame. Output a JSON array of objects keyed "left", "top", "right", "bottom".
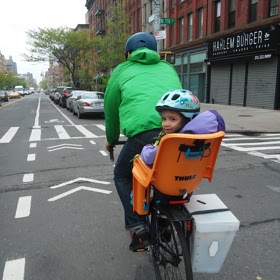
[
  {"left": 1, "top": 126, "right": 280, "bottom": 163},
  {"left": 0, "top": 124, "right": 106, "bottom": 143},
  {"left": 222, "top": 133, "right": 280, "bottom": 163}
]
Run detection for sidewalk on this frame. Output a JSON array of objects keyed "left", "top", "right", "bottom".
[{"left": 200, "top": 103, "right": 280, "bottom": 133}]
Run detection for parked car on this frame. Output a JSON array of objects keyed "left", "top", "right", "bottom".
[
  {"left": 8, "top": 90, "right": 21, "bottom": 99},
  {"left": 52, "top": 86, "right": 66, "bottom": 103},
  {"left": 59, "top": 87, "right": 77, "bottom": 108},
  {"left": 72, "top": 91, "right": 104, "bottom": 119},
  {"left": 49, "top": 89, "right": 57, "bottom": 101},
  {"left": 0, "top": 90, "right": 9, "bottom": 103},
  {"left": 66, "top": 90, "right": 84, "bottom": 112}
]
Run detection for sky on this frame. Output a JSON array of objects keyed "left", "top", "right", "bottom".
[{"left": 0, "top": 0, "right": 88, "bottom": 84}]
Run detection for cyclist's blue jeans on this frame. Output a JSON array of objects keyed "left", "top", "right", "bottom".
[{"left": 114, "top": 129, "right": 160, "bottom": 229}]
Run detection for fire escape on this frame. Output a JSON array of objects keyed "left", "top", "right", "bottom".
[{"left": 95, "top": 7, "right": 105, "bottom": 35}]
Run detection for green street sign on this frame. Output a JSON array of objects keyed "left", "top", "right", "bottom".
[{"left": 160, "top": 18, "right": 175, "bottom": 25}]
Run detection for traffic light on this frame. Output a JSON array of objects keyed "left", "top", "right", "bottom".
[
  {"left": 159, "top": 52, "right": 176, "bottom": 64},
  {"left": 166, "top": 53, "right": 175, "bottom": 64}
]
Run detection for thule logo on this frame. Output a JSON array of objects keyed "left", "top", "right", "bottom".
[{"left": 175, "top": 175, "right": 196, "bottom": 181}]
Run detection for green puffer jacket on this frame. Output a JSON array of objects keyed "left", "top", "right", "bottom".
[{"left": 104, "top": 47, "right": 182, "bottom": 144}]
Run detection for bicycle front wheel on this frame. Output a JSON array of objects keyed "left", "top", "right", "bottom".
[{"left": 150, "top": 211, "right": 193, "bottom": 280}]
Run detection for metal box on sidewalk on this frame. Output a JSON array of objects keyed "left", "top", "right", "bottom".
[{"left": 184, "top": 194, "right": 240, "bottom": 273}]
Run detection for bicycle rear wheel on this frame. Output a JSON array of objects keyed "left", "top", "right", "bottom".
[{"left": 150, "top": 210, "right": 193, "bottom": 280}]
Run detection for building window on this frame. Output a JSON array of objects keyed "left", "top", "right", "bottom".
[
  {"left": 214, "top": 1, "right": 221, "bottom": 33},
  {"left": 143, "top": 4, "right": 147, "bottom": 23},
  {"left": 170, "top": 0, "right": 175, "bottom": 8},
  {"left": 228, "top": 0, "right": 236, "bottom": 29},
  {"left": 198, "top": 8, "right": 203, "bottom": 38},
  {"left": 171, "top": 24, "right": 175, "bottom": 46},
  {"left": 149, "top": 0, "right": 153, "bottom": 16},
  {"left": 179, "top": 17, "right": 184, "bottom": 43},
  {"left": 249, "top": 0, "right": 258, "bottom": 23},
  {"left": 187, "top": 13, "right": 193, "bottom": 41},
  {"left": 269, "top": 0, "right": 279, "bottom": 17}
]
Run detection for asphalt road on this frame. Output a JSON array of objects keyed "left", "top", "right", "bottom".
[{"left": 0, "top": 93, "right": 279, "bottom": 280}]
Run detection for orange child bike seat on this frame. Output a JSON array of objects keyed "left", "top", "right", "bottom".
[{"left": 132, "top": 132, "right": 225, "bottom": 214}]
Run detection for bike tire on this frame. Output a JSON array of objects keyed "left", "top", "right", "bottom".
[{"left": 150, "top": 209, "right": 193, "bottom": 280}]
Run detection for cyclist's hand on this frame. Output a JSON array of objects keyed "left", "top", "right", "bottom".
[{"left": 105, "top": 139, "right": 113, "bottom": 152}]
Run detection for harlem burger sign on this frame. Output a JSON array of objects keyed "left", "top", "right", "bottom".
[{"left": 208, "top": 25, "right": 280, "bottom": 59}]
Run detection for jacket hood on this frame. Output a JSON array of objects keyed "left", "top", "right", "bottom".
[
  {"left": 179, "top": 110, "right": 226, "bottom": 134},
  {"left": 128, "top": 47, "right": 161, "bottom": 65}
]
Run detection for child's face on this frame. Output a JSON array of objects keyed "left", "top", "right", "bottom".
[{"left": 161, "top": 110, "right": 184, "bottom": 134}]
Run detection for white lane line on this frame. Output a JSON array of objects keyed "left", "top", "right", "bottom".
[
  {"left": 30, "top": 143, "right": 37, "bottom": 148},
  {"left": 222, "top": 140, "right": 280, "bottom": 146},
  {"left": 15, "top": 196, "right": 32, "bottom": 218},
  {"left": 23, "top": 173, "right": 34, "bottom": 183},
  {"left": 90, "top": 140, "right": 96, "bottom": 145},
  {"left": 55, "top": 125, "right": 71, "bottom": 139},
  {"left": 96, "top": 124, "right": 106, "bottom": 131},
  {"left": 51, "top": 177, "right": 110, "bottom": 189},
  {"left": 0, "top": 127, "right": 19, "bottom": 143},
  {"left": 29, "top": 128, "right": 41, "bottom": 141},
  {"left": 48, "top": 186, "right": 112, "bottom": 202},
  {"left": 3, "top": 258, "right": 25, "bottom": 279},
  {"left": 75, "top": 125, "right": 98, "bottom": 138},
  {"left": 224, "top": 145, "right": 280, "bottom": 152},
  {"left": 47, "top": 143, "right": 82, "bottom": 149},
  {"left": 248, "top": 151, "right": 280, "bottom": 159},
  {"left": 27, "top": 154, "right": 36, "bottom": 161},
  {"left": 48, "top": 146, "right": 84, "bottom": 152},
  {"left": 50, "top": 100, "right": 75, "bottom": 125},
  {"left": 33, "top": 92, "right": 41, "bottom": 128},
  {"left": 223, "top": 136, "right": 280, "bottom": 141},
  {"left": 100, "top": 150, "right": 108, "bottom": 156}
]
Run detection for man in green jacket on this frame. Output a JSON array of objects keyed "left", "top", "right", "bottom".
[{"left": 104, "top": 32, "right": 182, "bottom": 252}]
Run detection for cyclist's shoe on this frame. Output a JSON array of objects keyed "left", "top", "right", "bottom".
[
  {"left": 159, "top": 218, "right": 171, "bottom": 243},
  {"left": 129, "top": 230, "right": 150, "bottom": 252}
]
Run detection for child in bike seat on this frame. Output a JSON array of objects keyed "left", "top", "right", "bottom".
[{"left": 141, "top": 89, "right": 226, "bottom": 166}]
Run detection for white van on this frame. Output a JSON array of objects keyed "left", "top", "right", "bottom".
[{"left": 14, "top": 85, "right": 24, "bottom": 96}]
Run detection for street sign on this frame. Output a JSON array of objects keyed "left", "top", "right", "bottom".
[
  {"left": 154, "top": 30, "right": 166, "bottom": 40},
  {"left": 160, "top": 18, "right": 174, "bottom": 25}
]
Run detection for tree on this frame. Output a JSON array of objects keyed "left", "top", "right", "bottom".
[
  {"left": 95, "top": 0, "right": 130, "bottom": 75},
  {"left": 0, "top": 71, "right": 26, "bottom": 90},
  {"left": 24, "top": 27, "right": 95, "bottom": 87}
]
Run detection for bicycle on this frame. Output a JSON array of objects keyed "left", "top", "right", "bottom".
[{"left": 109, "top": 131, "right": 227, "bottom": 280}]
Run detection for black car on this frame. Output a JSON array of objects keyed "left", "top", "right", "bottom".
[
  {"left": 59, "top": 87, "right": 77, "bottom": 108},
  {"left": 0, "top": 90, "right": 9, "bottom": 103}
]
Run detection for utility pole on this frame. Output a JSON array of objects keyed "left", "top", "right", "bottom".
[{"left": 154, "top": 0, "right": 160, "bottom": 52}]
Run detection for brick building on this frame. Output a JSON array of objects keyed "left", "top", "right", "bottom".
[
  {"left": 0, "top": 51, "right": 7, "bottom": 72},
  {"left": 85, "top": 0, "right": 280, "bottom": 109}
]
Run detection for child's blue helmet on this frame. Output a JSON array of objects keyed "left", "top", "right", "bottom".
[{"left": 155, "top": 89, "right": 200, "bottom": 119}]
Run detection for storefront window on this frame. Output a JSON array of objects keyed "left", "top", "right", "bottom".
[{"left": 269, "top": 0, "right": 279, "bottom": 16}]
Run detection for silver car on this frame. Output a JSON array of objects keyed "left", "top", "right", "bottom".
[
  {"left": 66, "top": 90, "right": 84, "bottom": 112},
  {"left": 73, "top": 91, "right": 104, "bottom": 119}
]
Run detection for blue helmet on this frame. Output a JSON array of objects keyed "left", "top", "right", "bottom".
[
  {"left": 125, "top": 32, "right": 157, "bottom": 53},
  {"left": 155, "top": 89, "right": 200, "bottom": 119}
]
